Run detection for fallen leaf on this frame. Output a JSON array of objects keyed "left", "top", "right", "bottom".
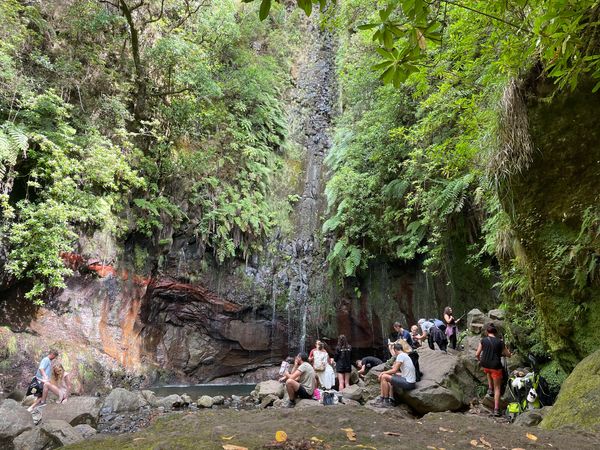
[
  {"left": 480, "top": 436, "right": 492, "bottom": 448},
  {"left": 439, "top": 427, "right": 454, "bottom": 432},
  {"left": 470, "top": 440, "right": 479, "bottom": 447},
  {"left": 220, "top": 435, "right": 235, "bottom": 441},
  {"left": 222, "top": 446, "right": 248, "bottom": 450},
  {"left": 275, "top": 431, "right": 287, "bottom": 443},
  {"left": 526, "top": 433, "right": 538, "bottom": 442},
  {"left": 132, "top": 438, "right": 146, "bottom": 441},
  {"left": 511, "top": 448, "right": 526, "bottom": 450},
  {"left": 340, "top": 427, "right": 357, "bottom": 441},
  {"left": 384, "top": 431, "right": 402, "bottom": 436}
]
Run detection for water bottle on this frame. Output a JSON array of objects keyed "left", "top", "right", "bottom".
[{"left": 279, "top": 360, "right": 289, "bottom": 376}]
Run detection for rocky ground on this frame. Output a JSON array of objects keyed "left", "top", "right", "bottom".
[{"left": 63, "top": 406, "right": 599, "bottom": 450}]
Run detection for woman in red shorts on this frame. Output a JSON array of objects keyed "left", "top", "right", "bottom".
[{"left": 476, "top": 323, "right": 511, "bottom": 416}]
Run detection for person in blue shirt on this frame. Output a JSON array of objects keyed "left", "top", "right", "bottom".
[
  {"left": 389, "top": 322, "right": 414, "bottom": 348},
  {"left": 27, "top": 349, "right": 59, "bottom": 411}
]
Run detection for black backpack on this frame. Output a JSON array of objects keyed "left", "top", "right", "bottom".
[{"left": 408, "top": 351, "right": 423, "bottom": 382}]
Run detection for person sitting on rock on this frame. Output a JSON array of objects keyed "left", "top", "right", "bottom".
[
  {"left": 389, "top": 322, "right": 414, "bottom": 349},
  {"left": 410, "top": 325, "right": 422, "bottom": 348},
  {"left": 279, "top": 352, "right": 316, "bottom": 408},
  {"left": 356, "top": 356, "right": 383, "bottom": 378},
  {"left": 374, "top": 341, "right": 416, "bottom": 407},
  {"left": 27, "top": 349, "right": 59, "bottom": 411},
  {"left": 46, "top": 363, "right": 71, "bottom": 404}
]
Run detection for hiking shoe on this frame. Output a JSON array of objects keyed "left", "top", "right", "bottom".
[
  {"left": 384, "top": 398, "right": 396, "bottom": 408},
  {"left": 493, "top": 408, "right": 502, "bottom": 417},
  {"left": 282, "top": 400, "right": 295, "bottom": 408},
  {"left": 486, "top": 389, "right": 493, "bottom": 397},
  {"left": 372, "top": 396, "right": 386, "bottom": 408}
]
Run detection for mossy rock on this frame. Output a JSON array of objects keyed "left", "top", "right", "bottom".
[{"left": 540, "top": 349, "right": 600, "bottom": 431}]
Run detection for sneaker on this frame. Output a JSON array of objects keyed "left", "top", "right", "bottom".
[
  {"left": 282, "top": 400, "right": 295, "bottom": 408},
  {"left": 486, "top": 389, "right": 493, "bottom": 397},
  {"left": 493, "top": 408, "right": 502, "bottom": 417},
  {"left": 384, "top": 398, "right": 396, "bottom": 408},
  {"left": 372, "top": 396, "right": 386, "bottom": 407}
]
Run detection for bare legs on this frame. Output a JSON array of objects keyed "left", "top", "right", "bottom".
[
  {"left": 285, "top": 379, "right": 300, "bottom": 401},
  {"left": 486, "top": 373, "right": 502, "bottom": 412},
  {"left": 337, "top": 373, "right": 351, "bottom": 391},
  {"left": 380, "top": 373, "right": 392, "bottom": 398}
]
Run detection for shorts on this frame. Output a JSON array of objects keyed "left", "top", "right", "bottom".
[
  {"left": 297, "top": 385, "right": 313, "bottom": 399},
  {"left": 391, "top": 375, "right": 416, "bottom": 391},
  {"left": 483, "top": 367, "right": 503, "bottom": 380}
]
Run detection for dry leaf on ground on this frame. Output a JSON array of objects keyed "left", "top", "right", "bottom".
[
  {"left": 222, "top": 445, "right": 248, "bottom": 450},
  {"left": 340, "top": 427, "right": 357, "bottom": 441},
  {"left": 439, "top": 427, "right": 454, "bottom": 432},
  {"left": 470, "top": 440, "right": 479, "bottom": 447},
  {"left": 526, "top": 433, "right": 538, "bottom": 441},
  {"left": 221, "top": 435, "right": 235, "bottom": 441},
  {"left": 479, "top": 436, "right": 492, "bottom": 447},
  {"left": 275, "top": 431, "right": 288, "bottom": 443}
]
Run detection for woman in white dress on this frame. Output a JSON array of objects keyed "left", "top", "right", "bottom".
[{"left": 312, "top": 341, "right": 335, "bottom": 389}]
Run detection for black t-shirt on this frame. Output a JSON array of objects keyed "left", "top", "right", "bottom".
[
  {"left": 480, "top": 336, "right": 504, "bottom": 369},
  {"left": 361, "top": 356, "right": 383, "bottom": 369},
  {"left": 334, "top": 347, "right": 352, "bottom": 372}
]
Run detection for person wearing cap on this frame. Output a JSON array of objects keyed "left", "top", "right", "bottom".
[{"left": 374, "top": 340, "right": 416, "bottom": 408}]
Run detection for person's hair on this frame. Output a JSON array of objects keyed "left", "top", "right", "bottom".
[
  {"left": 393, "top": 322, "right": 401, "bottom": 328},
  {"left": 316, "top": 341, "right": 324, "bottom": 350},
  {"left": 355, "top": 359, "right": 362, "bottom": 368},
  {"left": 337, "top": 335, "right": 350, "bottom": 351},
  {"left": 51, "top": 364, "right": 64, "bottom": 384},
  {"left": 49, "top": 349, "right": 59, "bottom": 357},
  {"left": 393, "top": 343, "right": 403, "bottom": 352},
  {"left": 285, "top": 356, "right": 294, "bottom": 364},
  {"left": 410, "top": 325, "right": 418, "bottom": 332},
  {"left": 297, "top": 352, "right": 309, "bottom": 362},
  {"left": 486, "top": 324, "right": 498, "bottom": 335},
  {"left": 444, "top": 306, "right": 452, "bottom": 316}
]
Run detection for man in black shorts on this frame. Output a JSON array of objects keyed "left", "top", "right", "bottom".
[
  {"left": 279, "top": 352, "right": 316, "bottom": 408},
  {"left": 356, "top": 356, "right": 383, "bottom": 378}
]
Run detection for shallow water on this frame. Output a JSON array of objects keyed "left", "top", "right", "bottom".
[{"left": 149, "top": 383, "right": 256, "bottom": 398}]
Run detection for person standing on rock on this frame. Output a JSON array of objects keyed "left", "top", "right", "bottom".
[
  {"left": 279, "top": 352, "right": 316, "bottom": 408},
  {"left": 443, "top": 306, "right": 460, "bottom": 350},
  {"left": 27, "top": 349, "right": 59, "bottom": 411},
  {"left": 333, "top": 335, "right": 352, "bottom": 391},
  {"left": 312, "top": 341, "right": 335, "bottom": 389},
  {"left": 476, "top": 324, "right": 511, "bottom": 417},
  {"left": 374, "top": 341, "right": 416, "bottom": 408}
]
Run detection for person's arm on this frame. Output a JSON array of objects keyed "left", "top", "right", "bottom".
[
  {"left": 39, "top": 366, "right": 49, "bottom": 382},
  {"left": 475, "top": 342, "right": 483, "bottom": 361},
  {"left": 378, "top": 361, "right": 401, "bottom": 379},
  {"left": 502, "top": 345, "right": 512, "bottom": 358}
]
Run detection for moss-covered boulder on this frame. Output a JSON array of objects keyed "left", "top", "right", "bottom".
[{"left": 540, "top": 349, "right": 600, "bottom": 431}]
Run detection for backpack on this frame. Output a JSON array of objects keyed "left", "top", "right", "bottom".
[
  {"left": 313, "top": 351, "right": 327, "bottom": 372},
  {"left": 408, "top": 351, "right": 423, "bottom": 382},
  {"left": 322, "top": 391, "right": 335, "bottom": 405}
]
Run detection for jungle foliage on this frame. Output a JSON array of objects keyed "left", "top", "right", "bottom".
[{"left": 0, "top": 0, "right": 301, "bottom": 301}]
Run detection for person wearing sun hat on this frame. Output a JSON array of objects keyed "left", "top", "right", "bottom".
[{"left": 374, "top": 340, "right": 416, "bottom": 408}]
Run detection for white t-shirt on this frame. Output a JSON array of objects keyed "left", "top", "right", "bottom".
[{"left": 395, "top": 352, "right": 416, "bottom": 383}]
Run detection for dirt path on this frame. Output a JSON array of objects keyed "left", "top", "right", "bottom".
[{"left": 65, "top": 404, "right": 599, "bottom": 450}]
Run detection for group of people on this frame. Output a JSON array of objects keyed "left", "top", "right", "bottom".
[
  {"left": 26, "top": 349, "right": 72, "bottom": 412},
  {"left": 277, "top": 306, "right": 510, "bottom": 415}
]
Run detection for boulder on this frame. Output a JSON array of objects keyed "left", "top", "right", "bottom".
[
  {"left": 42, "top": 396, "right": 102, "bottom": 426},
  {"left": 488, "top": 309, "right": 506, "bottom": 321},
  {"left": 197, "top": 395, "right": 214, "bottom": 408},
  {"left": 21, "top": 395, "right": 36, "bottom": 407},
  {"left": 212, "top": 395, "right": 225, "bottom": 405},
  {"left": 514, "top": 407, "right": 551, "bottom": 427},
  {"left": 458, "top": 335, "right": 488, "bottom": 385},
  {"left": 73, "top": 424, "right": 97, "bottom": 439},
  {"left": 396, "top": 349, "right": 476, "bottom": 414},
  {"left": 256, "top": 380, "right": 284, "bottom": 399},
  {"left": 260, "top": 394, "right": 278, "bottom": 409},
  {"left": 156, "top": 394, "right": 183, "bottom": 410},
  {"left": 295, "top": 399, "right": 320, "bottom": 409},
  {"left": 12, "top": 428, "right": 50, "bottom": 450},
  {"left": 181, "top": 394, "right": 192, "bottom": 406},
  {"left": 0, "top": 399, "right": 34, "bottom": 448},
  {"left": 467, "top": 309, "right": 487, "bottom": 334},
  {"left": 40, "top": 420, "right": 85, "bottom": 447},
  {"left": 541, "top": 349, "right": 600, "bottom": 431},
  {"left": 140, "top": 390, "right": 158, "bottom": 407},
  {"left": 103, "top": 388, "right": 148, "bottom": 413},
  {"left": 342, "top": 385, "right": 363, "bottom": 402}
]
